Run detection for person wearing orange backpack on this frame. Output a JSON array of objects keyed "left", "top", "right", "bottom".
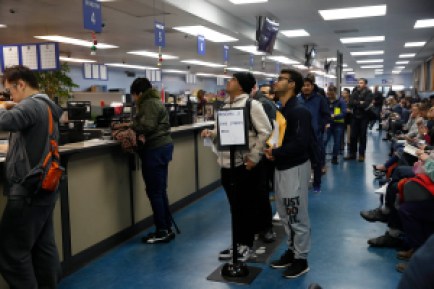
[{"left": 0, "top": 65, "right": 63, "bottom": 289}]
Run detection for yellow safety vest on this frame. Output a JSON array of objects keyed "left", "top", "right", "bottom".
[{"left": 333, "top": 106, "right": 344, "bottom": 123}]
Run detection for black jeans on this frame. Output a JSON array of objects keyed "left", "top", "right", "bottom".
[
  {"left": 221, "top": 161, "right": 266, "bottom": 247},
  {"left": 350, "top": 117, "right": 369, "bottom": 156},
  {"left": 138, "top": 143, "right": 174, "bottom": 231},
  {"left": 0, "top": 194, "right": 61, "bottom": 289}
]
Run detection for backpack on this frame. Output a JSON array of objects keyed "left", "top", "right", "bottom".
[
  {"left": 246, "top": 98, "right": 275, "bottom": 134},
  {"left": 37, "top": 101, "right": 64, "bottom": 193}
]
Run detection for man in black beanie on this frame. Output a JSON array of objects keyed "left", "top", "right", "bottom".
[{"left": 201, "top": 72, "right": 272, "bottom": 262}]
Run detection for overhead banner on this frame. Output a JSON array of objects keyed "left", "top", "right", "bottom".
[
  {"left": 223, "top": 45, "right": 229, "bottom": 62},
  {"left": 154, "top": 21, "right": 165, "bottom": 48},
  {"left": 249, "top": 54, "right": 254, "bottom": 67},
  {"left": 197, "top": 35, "right": 206, "bottom": 55},
  {"left": 83, "top": 0, "right": 102, "bottom": 32}
]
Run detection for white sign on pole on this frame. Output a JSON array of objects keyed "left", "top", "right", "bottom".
[{"left": 217, "top": 109, "right": 247, "bottom": 146}]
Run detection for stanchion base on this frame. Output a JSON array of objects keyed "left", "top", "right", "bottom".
[
  {"left": 221, "top": 262, "right": 249, "bottom": 277},
  {"left": 207, "top": 264, "right": 262, "bottom": 285}
]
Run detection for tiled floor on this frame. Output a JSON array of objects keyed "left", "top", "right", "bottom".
[{"left": 59, "top": 129, "right": 402, "bottom": 289}]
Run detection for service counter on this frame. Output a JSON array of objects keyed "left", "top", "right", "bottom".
[{"left": 0, "top": 122, "right": 219, "bottom": 287}]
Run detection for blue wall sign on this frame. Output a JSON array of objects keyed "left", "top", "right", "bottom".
[
  {"left": 83, "top": 0, "right": 102, "bottom": 33},
  {"left": 154, "top": 21, "right": 165, "bottom": 48},
  {"left": 197, "top": 35, "right": 206, "bottom": 55}
]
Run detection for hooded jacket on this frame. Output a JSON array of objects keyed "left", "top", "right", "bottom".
[
  {"left": 131, "top": 88, "right": 172, "bottom": 150},
  {"left": 0, "top": 94, "right": 63, "bottom": 196}
]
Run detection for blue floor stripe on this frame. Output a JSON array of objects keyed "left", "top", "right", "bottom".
[{"left": 59, "top": 129, "right": 402, "bottom": 289}]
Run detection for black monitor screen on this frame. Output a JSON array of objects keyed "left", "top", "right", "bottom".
[
  {"left": 67, "top": 101, "right": 91, "bottom": 121},
  {"left": 257, "top": 17, "right": 279, "bottom": 54}
]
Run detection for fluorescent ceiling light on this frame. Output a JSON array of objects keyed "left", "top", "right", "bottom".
[
  {"left": 319, "top": 5, "right": 386, "bottom": 20},
  {"left": 343, "top": 68, "right": 353, "bottom": 71},
  {"left": 267, "top": 56, "right": 300, "bottom": 65},
  {"left": 172, "top": 26, "right": 238, "bottom": 43},
  {"left": 0, "top": 24, "right": 6, "bottom": 28},
  {"left": 395, "top": 66, "right": 405, "bottom": 69},
  {"left": 356, "top": 59, "right": 383, "bottom": 63},
  {"left": 281, "top": 29, "right": 310, "bottom": 37},
  {"left": 414, "top": 19, "right": 434, "bottom": 28},
  {"left": 399, "top": 54, "right": 416, "bottom": 58},
  {"left": 325, "top": 74, "right": 337, "bottom": 78},
  {"left": 293, "top": 64, "right": 308, "bottom": 69},
  {"left": 360, "top": 65, "right": 383, "bottom": 68},
  {"left": 127, "top": 50, "right": 178, "bottom": 59},
  {"left": 59, "top": 56, "right": 96, "bottom": 63},
  {"left": 350, "top": 50, "right": 384, "bottom": 56},
  {"left": 404, "top": 42, "right": 426, "bottom": 47},
  {"left": 310, "top": 70, "right": 325, "bottom": 76},
  {"left": 340, "top": 36, "right": 385, "bottom": 44},
  {"left": 196, "top": 73, "right": 231, "bottom": 79},
  {"left": 396, "top": 61, "right": 409, "bottom": 64},
  {"left": 105, "top": 63, "right": 159, "bottom": 70},
  {"left": 181, "top": 59, "right": 226, "bottom": 68},
  {"left": 251, "top": 71, "right": 278, "bottom": 78},
  {"left": 346, "top": 71, "right": 355, "bottom": 74},
  {"left": 162, "top": 69, "right": 187, "bottom": 74},
  {"left": 343, "top": 64, "right": 348, "bottom": 67},
  {"left": 97, "top": 0, "right": 116, "bottom": 2},
  {"left": 392, "top": 71, "right": 401, "bottom": 74},
  {"left": 229, "top": 0, "right": 268, "bottom": 4},
  {"left": 34, "top": 35, "right": 118, "bottom": 49},
  {"left": 375, "top": 71, "right": 383, "bottom": 74},
  {"left": 226, "top": 67, "right": 249, "bottom": 72},
  {"left": 233, "top": 45, "right": 266, "bottom": 56}
]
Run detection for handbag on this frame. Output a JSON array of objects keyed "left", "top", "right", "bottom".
[{"left": 111, "top": 123, "right": 145, "bottom": 153}]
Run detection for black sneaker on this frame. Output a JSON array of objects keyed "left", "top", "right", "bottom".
[
  {"left": 282, "top": 258, "right": 309, "bottom": 278},
  {"left": 344, "top": 155, "right": 356, "bottom": 160},
  {"left": 259, "top": 228, "right": 277, "bottom": 243},
  {"left": 368, "top": 232, "right": 403, "bottom": 248},
  {"left": 360, "top": 207, "right": 388, "bottom": 223},
  {"left": 142, "top": 229, "right": 175, "bottom": 244},
  {"left": 270, "top": 249, "right": 294, "bottom": 268}
]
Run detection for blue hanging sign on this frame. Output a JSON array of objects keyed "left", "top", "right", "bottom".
[
  {"left": 154, "top": 21, "right": 165, "bottom": 48},
  {"left": 249, "top": 54, "right": 254, "bottom": 67},
  {"left": 223, "top": 45, "right": 229, "bottom": 62},
  {"left": 197, "top": 35, "right": 206, "bottom": 55},
  {"left": 83, "top": 0, "right": 102, "bottom": 33},
  {"left": 275, "top": 62, "right": 281, "bottom": 74}
]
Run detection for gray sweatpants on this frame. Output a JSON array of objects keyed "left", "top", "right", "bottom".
[{"left": 275, "top": 160, "right": 311, "bottom": 259}]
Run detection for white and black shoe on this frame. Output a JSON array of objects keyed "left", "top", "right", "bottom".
[
  {"left": 142, "top": 229, "right": 175, "bottom": 244},
  {"left": 218, "top": 245, "right": 252, "bottom": 262}
]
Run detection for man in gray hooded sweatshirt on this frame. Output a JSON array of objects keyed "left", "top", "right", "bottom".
[{"left": 0, "top": 65, "right": 63, "bottom": 289}]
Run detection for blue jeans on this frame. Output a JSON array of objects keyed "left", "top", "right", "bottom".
[
  {"left": 138, "top": 143, "right": 173, "bottom": 231},
  {"left": 324, "top": 124, "right": 344, "bottom": 157}
]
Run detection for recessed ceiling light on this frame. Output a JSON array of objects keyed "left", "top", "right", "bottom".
[
  {"left": 229, "top": 0, "right": 268, "bottom": 4},
  {"left": 172, "top": 26, "right": 238, "bottom": 43},
  {"left": 395, "top": 66, "right": 405, "bottom": 69},
  {"left": 34, "top": 35, "right": 118, "bottom": 49},
  {"left": 59, "top": 56, "right": 96, "bottom": 63},
  {"left": 343, "top": 64, "right": 348, "bottom": 67},
  {"left": 392, "top": 71, "right": 401, "bottom": 74},
  {"left": 404, "top": 42, "right": 426, "bottom": 47},
  {"left": 319, "top": 5, "right": 387, "bottom": 21},
  {"left": 162, "top": 69, "right": 188, "bottom": 74},
  {"left": 346, "top": 71, "right": 355, "bottom": 74},
  {"left": 399, "top": 54, "right": 416, "bottom": 58},
  {"left": 233, "top": 45, "right": 266, "bottom": 56},
  {"left": 414, "top": 19, "right": 434, "bottom": 29},
  {"left": 343, "top": 68, "right": 353, "bottom": 71},
  {"left": 181, "top": 59, "right": 226, "bottom": 68},
  {"left": 396, "top": 61, "right": 409, "bottom": 64},
  {"left": 325, "top": 74, "right": 337, "bottom": 78},
  {"left": 105, "top": 63, "right": 158, "bottom": 70},
  {"left": 350, "top": 50, "right": 384, "bottom": 56},
  {"left": 281, "top": 29, "right": 310, "bottom": 37},
  {"left": 360, "top": 65, "right": 383, "bottom": 69},
  {"left": 127, "top": 50, "right": 178, "bottom": 59},
  {"left": 0, "top": 24, "right": 7, "bottom": 28},
  {"left": 226, "top": 67, "right": 249, "bottom": 72},
  {"left": 356, "top": 59, "right": 383, "bottom": 63},
  {"left": 340, "top": 36, "right": 385, "bottom": 44},
  {"left": 267, "top": 56, "right": 300, "bottom": 65}
]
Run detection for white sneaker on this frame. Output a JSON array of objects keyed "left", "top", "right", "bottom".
[
  {"left": 273, "top": 212, "right": 281, "bottom": 221},
  {"left": 237, "top": 245, "right": 252, "bottom": 262}
]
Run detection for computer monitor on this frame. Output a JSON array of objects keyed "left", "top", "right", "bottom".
[{"left": 67, "top": 101, "right": 91, "bottom": 121}]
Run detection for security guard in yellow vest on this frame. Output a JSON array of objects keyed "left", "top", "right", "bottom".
[{"left": 324, "top": 85, "right": 347, "bottom": 164}]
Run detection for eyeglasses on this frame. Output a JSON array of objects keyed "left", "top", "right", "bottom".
[{"left": 276, "top": 76, "right": 294, "bottom": 83}]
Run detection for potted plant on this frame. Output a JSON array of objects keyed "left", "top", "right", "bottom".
[{"left": 34, "top": 62, "right": 79, "bottom": 105}]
